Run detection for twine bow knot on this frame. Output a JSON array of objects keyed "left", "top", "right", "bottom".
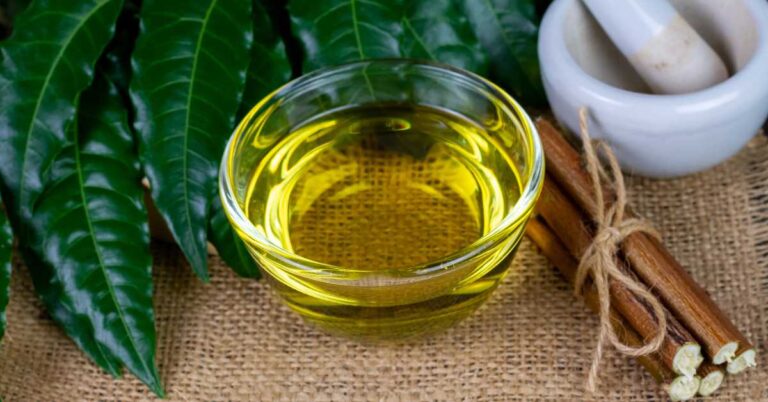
[{"left": 574, "top": 107, "right": 668, "bottom": 392}]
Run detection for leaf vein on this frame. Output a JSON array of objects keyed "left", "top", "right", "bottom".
[{"left": 17, "top": 0, "right": 114, "bottom": 218}]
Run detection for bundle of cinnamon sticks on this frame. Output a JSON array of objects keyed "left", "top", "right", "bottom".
[{"left": 526, "top": 119, "right": 756, "bottom": 400}]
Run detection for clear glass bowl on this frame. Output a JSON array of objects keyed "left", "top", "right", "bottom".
[{"left": 220, "top": 60, "right": 544, "bottom": 340}]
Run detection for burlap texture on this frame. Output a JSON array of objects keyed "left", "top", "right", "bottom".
[{"left": 0, "top": 135, "right": 766, "bottom": 401}]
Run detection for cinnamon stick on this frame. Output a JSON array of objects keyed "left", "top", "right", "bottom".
[
  {"left": 727, "top": 342, "right": 757, "bottom": 374},
  {"left": 526, "top": 219, "right": 700, "bottom": 401},
  {"left": 696, "top": 363, "right": 725, "bottom": 397},
  {"left": 536, "top": 118, "right": 753, "bottom": 365},
  {"left": 535, "top": 180, "right": 702, "bottom": 377}
]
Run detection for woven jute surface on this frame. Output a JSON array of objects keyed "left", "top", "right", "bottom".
[{"left": 0, "top": 135, "right": 767, "bottom": 401}]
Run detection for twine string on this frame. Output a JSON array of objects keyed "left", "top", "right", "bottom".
[{"left": 575, "top": 107, "right": 668, "bottom": 392}]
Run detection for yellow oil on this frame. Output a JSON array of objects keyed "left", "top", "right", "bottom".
[{"left": 244, "top": 104, "right": 527, "bottom": 339}]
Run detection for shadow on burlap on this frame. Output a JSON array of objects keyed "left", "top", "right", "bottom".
[{"left": 0, "top": 136, "right": 766, "bottom": 401}]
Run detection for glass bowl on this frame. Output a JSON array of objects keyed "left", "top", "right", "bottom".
[{"left": 220, "top": 60, "right": 544, "bottom": 340}]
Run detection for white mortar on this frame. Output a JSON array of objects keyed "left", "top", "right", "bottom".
[{"left": 539, "top": 0, "right": 768, "bottom": 177}]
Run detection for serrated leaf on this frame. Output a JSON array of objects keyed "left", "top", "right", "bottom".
[
  {"left": 130, "top": 0, "right": 254, "bottom": 281},
  {"left": 0, "top": 0, "right": 125, "bottom": 376},
  {"left": 459, "top": 0, "right": 545, "bottom": 105},
  {"left": 289, "top": 0, "right": 404, "bottom": 71},
  {"left": 0, "top": 204, "right": 11, "bottom": 341},
  {"left": 209, "top": 197, "right": 261, "bottom": 279},
  {"left": 32, "top": 74, "right": 162, "bottom": 395},
  {"left": 401, "top": 0, "right": 488, "bottom": 74}
]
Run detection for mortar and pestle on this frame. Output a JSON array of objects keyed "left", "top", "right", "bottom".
[{"left": 539, "top": 0, "right": 768, "bottom": 177}]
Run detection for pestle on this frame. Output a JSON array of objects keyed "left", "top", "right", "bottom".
[{"left": 582, "top": 0, "right": 729, "bottom": 94}]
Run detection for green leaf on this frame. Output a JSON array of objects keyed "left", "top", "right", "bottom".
[
  {"left": 260, "top": 0, "right": 303, "bottom": 77},
  {"left": 288, "top": 0, "right": 488, "bottom": 74},
  {"left": 401, "top": 0, "right": 488, "bottom": 74},
  {"left": 0, "top": 0, "right": 123, "bottom": 239},
  {"left": 0, "top": 0, "right": 125, "bottom": 376},
  {"left": 0, "top": 0, "right": 31, "bottom": 18},
  {"left": 130, "top": 0, "right": 254, "bottom": 281},
  {"left": 31, "top": 74, "right": 162, "bottom": 395},
  {"left": 99, "top": 0, "right": 141, "bottom": 97},
  {"left": 0, "top": 204, "right": 11, "bottom": 341},
  {"left": 238, "top": 0, "right": 291, "bottom": 118},
  {"left": 0, "top": 0, "right": 31, "bottom": 39},
  {"left": 206, "top": 0, "right": 287, "bottom": 280},
  {"left": 459, "top": 0, "right": 545, "bottom": 105},
  {"left": 289, "top": 0, "right": 404, "bottom": 71},
  {"left": 17, "top": 246, "right": 124, "bottom": 376},
  {"left": 208, "top": 197, "right": 261, "bottom": 279}
]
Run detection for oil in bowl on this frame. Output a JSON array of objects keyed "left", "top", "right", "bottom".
[{"left": 221, "top": 61, "right": 543, "bottom": 340}]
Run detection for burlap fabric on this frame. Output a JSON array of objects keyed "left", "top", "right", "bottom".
[{"left": 0, "top": 135, "right": 766, "bottom": 401}]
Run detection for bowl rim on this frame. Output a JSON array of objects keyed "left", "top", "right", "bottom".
[
  {"left": 538, "top": 0, "right": 768, "bottom": 134},
  {"left": 219, "top": 59, "right": 544, "bottom": 279}
]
